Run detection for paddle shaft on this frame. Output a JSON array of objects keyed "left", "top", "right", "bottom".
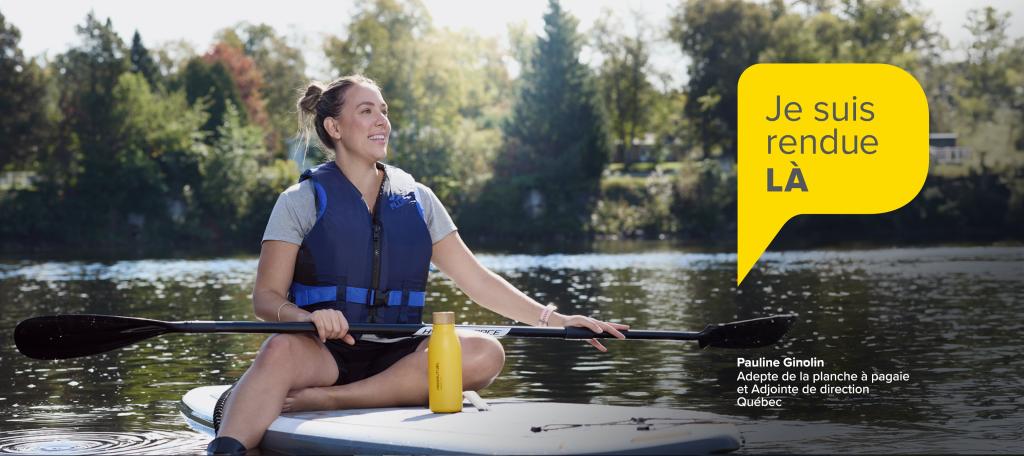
[
  {"left": 14, "top": 314, "right": 795, "bottom": 359},
  {"left": 171, "top": 321, "right": 697, "bottom": 340}
]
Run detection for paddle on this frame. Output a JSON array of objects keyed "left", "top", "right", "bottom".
[{"left": 14, "top": 313, "right": 796, "bottom": 360}]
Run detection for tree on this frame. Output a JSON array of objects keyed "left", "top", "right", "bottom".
[
  {"left": 153, "top": 39, "right": 197, "bottom": 77},
  {"left": 221, "top": 23, "right": 308, "bottom": 156},
  {"left": 669, "top": 0, "right": 772, "bottom": 159},
  {"left": 106, "top": 72, "right": 205, "bottom": 224},
  {"left": 0, "top": 11, "right": 51, "bottom": 170},
  {"left": 506, "top": 20, "right": 537, "bottom": 90},
  {"left": 958, "top": 7, "right": 1015, "bottom": 122},
  {"left": 324, "top": 0, "right": 430, "bottom": 132},
  {"left": 199, "top": 102, "right": 265, "bottom": 231},
  {"left": 952, "top": 7, "right": 1024, "bottom": 168},
  {"left": 834, "top": 0, "right": 941, "bottom": 68},
  {"left": 129, "top": 30, "right": 161, "bottom": 88},
  {"left": 648, "top": 87, "right": 690, "bottom": 162},
  {"left": 669, "top": 0, "right": 941, "bottom": 160},
  {"left": 323, "top": 0, "right": 511, "bottom": 209},
  {"left": 486, "top": 0, "right": 608, "bottom": 237},
  {"left": 113, "top": 71, "right": 208, "bottom": 208},
  {"left": 592, "top": 11, "right": 657, "bottom": 165},
  {"left": 179, "top": 57, "right": 245, "bottom": 137},
  {"left": 52, "top": 12, "right": 131, "bottom": 184},
  {"left": 203, "top": 42, "right": 269, "bottom": 132}
]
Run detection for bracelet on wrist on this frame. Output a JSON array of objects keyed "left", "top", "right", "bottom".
[
  {"left": 277, "top": 301, "right": 296, "bottom": 322},
  {"left": 539, "top": 304, "right": 557, "bottom": 327}
]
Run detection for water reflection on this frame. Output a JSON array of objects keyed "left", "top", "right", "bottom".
[{"left": 0, "top": 246, "right": 1021, "bottom": 453}]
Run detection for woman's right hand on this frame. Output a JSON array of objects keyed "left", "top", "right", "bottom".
[{"left": 303, "top": 309, "right": 355, "bottom": 345}]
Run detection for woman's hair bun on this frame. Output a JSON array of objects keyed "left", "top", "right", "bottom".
[{"left": 298, "top": 83, "right": 325, "bottom": 114}]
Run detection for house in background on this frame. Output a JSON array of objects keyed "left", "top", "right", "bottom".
[
  {"left": 0, "top": 171, "right": 36, "bottom": 191},
  {"left": 929, "top": 133, "right": 970, "bottom": 165}
]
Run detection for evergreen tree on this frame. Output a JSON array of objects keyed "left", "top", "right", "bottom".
[
  {"left": 179, "top": 57, "right": 246, "bottom": 138},
  {"left": 0, "top": 11, "right": 50, "bottom": 170},
  {"left": 491, "top": 0, "right": 608, "bottom": 237},
  {"left": 53, "top": 13, "right": 130, "bottom": 184},
  {"left": 129, "top": 30, "right": 161, "bottom": 88}
]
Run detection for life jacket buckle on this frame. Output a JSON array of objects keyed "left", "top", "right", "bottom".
[{"left": 367, "top": 289, "right": 388, "bottom": 308}]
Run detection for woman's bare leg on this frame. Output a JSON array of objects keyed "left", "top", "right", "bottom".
[
  {"left": 217, "top": 333, "right": 340, "bottom": 448},
  {"left": 284, "top": 330, "right": 505, "bottom": 411}
]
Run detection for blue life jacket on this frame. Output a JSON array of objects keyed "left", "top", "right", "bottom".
[{"left": 289, "top": 161, "right": 432, "bottom": 325}]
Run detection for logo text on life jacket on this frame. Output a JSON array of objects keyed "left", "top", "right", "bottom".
[{"left": 389, "top": 194, "right": 414, "bottom": 209}]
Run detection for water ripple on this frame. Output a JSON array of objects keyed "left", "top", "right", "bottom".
[{"left": 0, "top": 429, "right": 204, "bottom": 455}]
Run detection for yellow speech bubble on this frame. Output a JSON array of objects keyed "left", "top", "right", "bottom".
[{"left": 737, "top": 64, "right": 929, "bottom": 285}]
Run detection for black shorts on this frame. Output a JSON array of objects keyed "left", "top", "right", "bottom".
[{"left": 324, "top": 337, "right": 426, "bottom": 385}]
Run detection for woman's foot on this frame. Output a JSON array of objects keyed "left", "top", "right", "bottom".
[
  {"left": 283, "top": 386, "right": 335, "bottom": 412},
  {"left": 206, "top": 436, "right": 246, "bottom": 455}
]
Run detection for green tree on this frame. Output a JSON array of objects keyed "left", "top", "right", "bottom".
[
  {"left": 959, "top": 7, "right": 1014, "bottom": 122},
  {"left": 759, "top": 0, "right": 839, "bottom": 62},
  {"left": 1007, "top": 41, "right": 1024, "bottom": 151},
  {"left": 951, "top": 7, "right": 1024, "bottom": 169},
  {"left": 507, "top": 20, "right": 537, "bottom": 90},
  {"left": 0, "top": 11, "right": 51, "bottom": 171},
  {"left": 221, "top": 23, "right": 308, "bottom": 156},
  {"left": 113, "top": 71, "right": 208, "bottom": 219},
  {"left": 178, "top": 57, "right": 246, "bottom": 137},
  {"left": 647, "top": 87, "right": 690, "bottom": 161},
  {"left": 108, "top": 73, "right": 204, "bottom": 223},
  {"left": 153, "top": 39, "right": 197, "bottom": 77},
  {"left": 198, "top": 102, "right": 266, "bottom": 234},
  {"left": 240, "top": 157, "right": 300, "bottom": 243},
  {"left": 323, "top": 0, "right": 511, "bottom": 209},
  {"left": 129, "top": 30, "right": 162, "bottom": 88},
  {"left": 669, "top": 0, "right": 941, "bottom": 160},
  {"left": 52, "top": 12, "right": 131, "bottom": 185},
  {"left": 324, "top": 0, "right": 429, "bottom": 133},
  {"left": 669, "top": 0, "right": 771, "bottom": 159},
  {"left": 204, "top": 42, "right": 269, "bottom": 133},
  {"left": 592, "top": 11, "right": 657, "bottom": 165},
  {"left": 486, "top": 0, "right": 608, "bottom": 237},
  {"left": 834, "top": 0, "right": 941, "bottom": 68},
  {"left": 397, "top": 28, "right": 511, "bottom": 207}
]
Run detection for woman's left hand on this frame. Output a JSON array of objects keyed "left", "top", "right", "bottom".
[{"left": 559, "top": 315, "right": 629, "bottom": 352}]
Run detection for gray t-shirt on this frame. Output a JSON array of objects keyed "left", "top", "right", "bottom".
[{"left": 262, "top": 180, "right": 457, "bottom": 246}]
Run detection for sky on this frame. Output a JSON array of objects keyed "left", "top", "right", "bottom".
[{"left": 2, "top": 0, "right": 1023, "bottom": 84}]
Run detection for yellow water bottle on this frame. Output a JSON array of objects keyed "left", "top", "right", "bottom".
[{"left": 428, "top": 311, "right": 462, "bottom": 413}]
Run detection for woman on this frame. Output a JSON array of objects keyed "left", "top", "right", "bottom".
[{"left": 207, "top": 75, "right": 628, "bottom": 454}]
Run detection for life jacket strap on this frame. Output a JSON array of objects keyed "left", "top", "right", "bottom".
[{"left": 289, "top": 283, "right": 425, "bottom": 308}]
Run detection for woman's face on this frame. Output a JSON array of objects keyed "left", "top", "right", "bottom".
[{"left": 327, "top": 83, "right": 390, "bottom": 162}]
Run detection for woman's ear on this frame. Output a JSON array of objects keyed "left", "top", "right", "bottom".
[{"left": 324, "top": 117, "right": 342, "bottom": 140}]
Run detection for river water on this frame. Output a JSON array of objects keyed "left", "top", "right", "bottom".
[{"left": 0, "top": 245, "right": 1021, "bottom": 454}]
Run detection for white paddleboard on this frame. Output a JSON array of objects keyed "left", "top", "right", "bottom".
[{"left": 181, "top": 385, "right": 742, "bottom": 455}]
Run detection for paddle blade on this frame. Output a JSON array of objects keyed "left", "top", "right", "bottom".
[
  {"left": 15, "top": 315, "right": 172, "bottom": 360},
  {"left": 697, "top": 314, "right": 797, "bottom": 349}
]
